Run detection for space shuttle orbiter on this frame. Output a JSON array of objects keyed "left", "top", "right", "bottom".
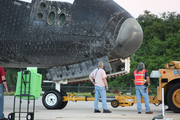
[{"left": 0, "top": 0, "right": 143, "bottom": 81}]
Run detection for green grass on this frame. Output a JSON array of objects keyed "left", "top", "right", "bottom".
[
  {"left": 67, "top": 92, "right": 119, "bottom": 97},
  {"left": 4, "top": 91, "right": 15, "bottom": 96}
]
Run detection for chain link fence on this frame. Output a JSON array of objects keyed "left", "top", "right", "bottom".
[{"left": 7, "top": 85, "right": 157, "bottom": 96}]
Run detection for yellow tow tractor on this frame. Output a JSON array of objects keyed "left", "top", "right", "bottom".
[{"left": 150, "top": 61, "right": 180, "bottom": 113}]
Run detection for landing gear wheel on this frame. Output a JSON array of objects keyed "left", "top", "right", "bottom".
[
  {"left": 42, "top": 89, "right": 63, "bottom": 109},
  {"left": 58, "top": 89, "right": 68, "bottom": 109},
  {"left": 167, "top": 82, "right": 180, "bottom": 113},
  {"left": 111, "top": 99, "right": 119, "bottom": 108}
]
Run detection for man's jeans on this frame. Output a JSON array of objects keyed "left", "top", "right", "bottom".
[
  {"left": 0, "top": 83, "right": 4, "bottom": 118},
  {"left": 94, "top": 86, "right": 108, "bottom": 110},
  {"left": 135, "top": 85, "right": 150, "bottom": 112}
]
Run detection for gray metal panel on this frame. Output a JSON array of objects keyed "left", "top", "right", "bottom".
[{"left": 150, "top": 70, "right": 161, "bottom": 78}]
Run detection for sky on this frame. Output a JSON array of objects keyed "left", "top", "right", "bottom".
[
  {"left": 21, "top": 0, "right": 180, "bottom": 18},
  {"left": 114, "top": 0, "right": 180, "bottom": 18}
]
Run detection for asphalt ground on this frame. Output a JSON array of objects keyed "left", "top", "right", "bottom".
[{"left": 3, "top": 96, "right": 180, "bottom": 120}]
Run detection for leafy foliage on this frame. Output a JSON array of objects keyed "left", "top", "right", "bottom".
[
  {"left": 108, "top": 11, "right": 180, "bottom": 88},
  {"left": 5, "top": 68, "right": 25, "bottom": 91}
]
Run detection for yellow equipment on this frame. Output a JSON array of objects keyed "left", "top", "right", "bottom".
[
  {"left": 150, "top": 61, "right": 180, "bottom": 113},
  {"left": 63, "top": 93, "right": 95, "bottom": 102},
  {"left": 111, "top": 90, "right": 160, "bottom": 108},
  {"left": 61, "top": 89, "right": 160, "bottom": 109}
]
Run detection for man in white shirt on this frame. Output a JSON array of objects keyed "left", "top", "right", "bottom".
[{"left": 89, "top": 62, "right": 111, "bottom": 113}]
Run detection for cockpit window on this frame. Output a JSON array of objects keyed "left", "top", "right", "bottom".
[
  {"left": 36, "top": 13, "right": 44, "bottom": 20},
  {"left": 47, "top": 11, "right": 56, "bottom": 25},
  {"left": 47, "top": 0, "right": 74, "bottom": 4},
  {"left": 39, "top": 2, "right": 47, "bottom": 10},
  {"left": 57, "top": 13, "right": 66, "bottom": 27}
]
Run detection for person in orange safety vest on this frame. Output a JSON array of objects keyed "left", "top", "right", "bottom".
[{"left": 134, "top": 62, "right": 153, "bottom": 114}]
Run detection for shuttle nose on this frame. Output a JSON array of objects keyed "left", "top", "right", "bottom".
[{"left": 110, "top": 18, "right": 143, "bottom": 58}]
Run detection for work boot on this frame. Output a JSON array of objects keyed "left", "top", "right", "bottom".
[
  {"left": 0, "top": 118, "right": 8, "bottom": 120},
  {"left": 94, "top": 109, "right": 101, "bottom": 113},
  {"left": 146, "top": 111, "right": 153, "bottom": 114},
  {"left": 103, "top": 109, "right": 111, "bottom": 113}
]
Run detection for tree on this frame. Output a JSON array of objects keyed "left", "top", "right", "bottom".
[{"left": 107, "top": 11, "right": 180, "bottom": 88}]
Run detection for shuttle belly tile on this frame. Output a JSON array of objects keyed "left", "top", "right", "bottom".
[{"left": 46, "top": 56, "right": 111, "bottom": 81}]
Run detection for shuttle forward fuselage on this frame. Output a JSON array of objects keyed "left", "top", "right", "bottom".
[{"left": 0, "top": 0, "right": 143, "bottom": 68}]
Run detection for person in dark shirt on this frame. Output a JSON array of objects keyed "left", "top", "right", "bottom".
[{"left": 0, "top": 67, "right": 8, "bottom": 120}]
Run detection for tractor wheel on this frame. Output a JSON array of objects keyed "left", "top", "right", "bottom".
[
  {"left": 58, "top": 89, "right": 68, "bottom": 109},
  {"left": 167, "top": 82, "right": 180, "bottom": 113},
  {"left": 42, "top": 89, "right": 63, "bottom": 109},
  {"left": 111, "top": 99, "right": 119, "bottom": 108}
]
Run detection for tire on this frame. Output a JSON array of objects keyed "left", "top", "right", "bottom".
[
  {"left": 42, "top": 89, "right": 63, "bottom": 109},
  {"left": 58, "top": 89, "right": 68, "bottom": 109},
  {"left": 26, "top": 113, "right": 33, "bottom": 120},
  {"left": 167, "top": 82, "right": 180, "bottom": 113},
  {"left": 8, "top": 113, "right": 15, "bottom": 120},
  {"left": 111, "top": 99, "right": 119, "bottom": 108}
]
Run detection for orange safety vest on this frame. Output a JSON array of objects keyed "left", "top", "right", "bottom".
[{"left": 134, "top": 70, "right": 146, "bottom": 85}]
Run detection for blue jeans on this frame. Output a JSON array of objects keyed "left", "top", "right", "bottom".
[
  {"left": 0, "top": 84, "right": 4, "bottom": 118},
  {"left": 135, "top": 85, "right": 150, "bottom": 112},
  {"left": 94, "top": 86, "right": 108, "bottom": 110}
]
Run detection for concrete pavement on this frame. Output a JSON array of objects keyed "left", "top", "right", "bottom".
[{"left": 3, "top": 96, "right": 180, "bottom": 120}]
